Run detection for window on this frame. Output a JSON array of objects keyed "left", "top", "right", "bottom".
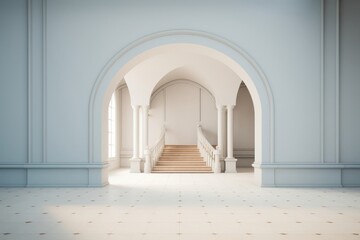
[{"left": 108, "top": 93, "right": 116, "bottom": 158}]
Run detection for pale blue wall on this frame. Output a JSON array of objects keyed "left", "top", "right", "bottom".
[
  {"left": 0, "top": 0, "right": 359, "bottom": 186},
  {"left": 0, "top": 0, "right": 28, "bottom": 163},
  {"left": 340, "top": 0, "right": 360, "bottom": 163}
]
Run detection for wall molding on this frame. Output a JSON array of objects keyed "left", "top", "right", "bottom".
[
  {"left": 254, "top": 163, "right": 360, "bottom": 169},
  {"left": 26, "top": 0, "right": 47, "bottom": 163},
  {"left": 0, "top": 163, "right": 108, "bottom": 187},
  {"left": 234, "top": 148, "right": 254, "bottom": 158},
  {"left": 27, "top": 0, "right": 32, "bottom": 163},
  {"left": 320, "top": 0, "right": 324, "bottom": 163},
  {"left": 0, "top": 163, "right": 108, "bottom": 169},
  {"left": 254, "top": 163, "right": 360, "bottom": 187},
  {"left": 335, "top": 0, "right": 340, "bottom": 163},
  {"left": 42, "top": 0, "right": 47, "bottom": 163},
  {"left": 323, "top": 0, "right": 340, "bottom": 164}
]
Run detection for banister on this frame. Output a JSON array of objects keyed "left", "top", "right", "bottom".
[
  {"left": 197, "top": 125, "right": 221, "bottom": 173},
  {"left": 144, "top": 126, "right": 166, "bottom": 173}
]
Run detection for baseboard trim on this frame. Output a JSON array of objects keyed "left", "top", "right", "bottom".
[
  {"left": 253, "top": 163, "right": 360, "bottom": 169},
  {"left": 253, "top": 163, "right": 360, "bottom": 187},
  {"left": 0, "top": 163, "right": 108, "bottom": 169},
  {"left": 0, "top": 163, "right": 109, "bottom": 187}
]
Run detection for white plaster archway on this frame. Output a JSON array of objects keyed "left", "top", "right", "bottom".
[{"left": 88, "top": 29, "right": 274, "bottom": 186}]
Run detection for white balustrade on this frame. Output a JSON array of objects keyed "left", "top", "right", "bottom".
[
  {"left": 144, "top": 126, "right": 166, "bottom": 173},
  {"left": 197, "top": 125, "right": 221, "bottom": 173}
]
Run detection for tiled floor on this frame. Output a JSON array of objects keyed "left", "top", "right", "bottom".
[{"left": 1, "top": 168, "right": 360, "bottom": 240}]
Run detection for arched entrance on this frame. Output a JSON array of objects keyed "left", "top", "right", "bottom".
[{"left": 89, "top": 30, "right": 274, "bottom": 186}]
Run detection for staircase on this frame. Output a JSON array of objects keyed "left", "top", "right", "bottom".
[{"left": 152, "top": 145, "right": 213, "bottom": 173}]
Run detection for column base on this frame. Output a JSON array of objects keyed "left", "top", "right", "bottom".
[
  {"left": 130, "top": 158, "right": 142, "bottom": 173},
  {"left": 213, "top": 161, "right": 221, "bottom": 174},
  {"left": 225, "top": 158, "right": 237, "bottom": 173},
  {"left": 220, "top": 158, "right": 225, "bottom": 172}
]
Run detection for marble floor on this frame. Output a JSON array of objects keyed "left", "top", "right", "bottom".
[{"left": 0, "top": 168, "right": 360, "bottom": 240}]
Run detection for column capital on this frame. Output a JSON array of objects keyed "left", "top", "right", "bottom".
[
  {"left": 226, "top": 105, "right": 235, "bottom": 110},
  {"left": 131, "top": 105, "right": 140, "bottom": 110},
  {"left": 216, "top": 105, "right": 225, "bottom": 110}
]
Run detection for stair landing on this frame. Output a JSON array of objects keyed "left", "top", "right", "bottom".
[{"left": 152, "top": 145, "right": 212, "bottom": 173}]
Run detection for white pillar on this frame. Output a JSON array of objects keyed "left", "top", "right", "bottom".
[
  {"left": 143, "top": 106, "right": 151, "bottom": 173},
  {"left": 143, "top": 105, "right": 149, "bottom": 151},
  {"left": 221, "top": 107, "right": 227, "bottom": 172},
  {"left": 130, "top": 105, "right": 141, "bottom": 173},
  {"left": 225, "top": 105, "right": 237, "bottom": 173},
  {"left": 227, "top": 105, "right": 234, "bottom": 159},
  {"left": 139, "top": 107, "right": 143, "bottom": 159},
  {"left": 217, "top": 105, "right": 224, "bottom": 158}
]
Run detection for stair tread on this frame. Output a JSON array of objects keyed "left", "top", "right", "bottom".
[
  {"left": 153, "top": 145, "right": 211, "bottom": 173},
  {"left": 152, "top": 171, "right": 212, "bottom": 172},
  {"left": 154, "top": 166, "right": 210, "bottom": 168},
  {"left": 157, "top": 161, "right": 205, "bottom": 163},
  {"left": 159, "top": 159, "right": 203, "bottom": 160}
]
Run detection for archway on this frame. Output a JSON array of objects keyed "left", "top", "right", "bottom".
[
  {"left": 89, "top": 30, "right": 274, "bottom": 186},
  {"left": 234, "top": 82, "right": 255, "bottom": 170}
]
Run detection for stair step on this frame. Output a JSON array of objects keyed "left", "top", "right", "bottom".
[
  {"left": 153, "top": 169, "right": 212, "bottom": 172},
  {"left": 162, "top": 153, "right": 199, "bottom": 155},
  {"left": 153, "top": 166, "right": 211, "bottom": 168},
  {"left": 157, "top": 160, "right": 204, "bottom": 162},
  {"left": 162, "top": 150, "right": 198, "bottom": 152},
  {"left": 163, "top": 148, "right": 198, "bottom": 150},
  {"left": 159, "top": 156, "right": 203, "bottom": 161},
  {"left": 153, "top": 145, "right": 210, "bottom": 173},
  {"left": 165, "top": 145, "right": 197, "bottom": 147},
  {"left": 151, "top": 170, "right": 212, "bottom": 173},
  {"left": 153, "top": 167, "right": 211, "bottom": 170},
  {"left": 160, "top": 154, "right": 201, "bottom": 156},
  {"left": 162, "top": 152, "right": 199, "bottom": 154},
  {"left": 156, "top": 162, "right": 206, "bottom": 166}
]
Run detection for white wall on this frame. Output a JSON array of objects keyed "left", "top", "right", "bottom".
[
  {"left": 164, "top": 83, "right": 201, "bottom": 144},
  {"left": 122, "top": 81, "right": 218, "bottom": 159},
  {"left": 339, "top": 0, "right": 360, "bottom": 163},
  {"left": 0, "top": 0, "right": 28, "bottom": 163},
  {"left": 0, "top": 0, "right": 359, "bottom": 186}
]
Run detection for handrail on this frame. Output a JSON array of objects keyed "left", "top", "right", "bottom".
[
  {"left": 197, "top": 125, "right": 221, "bottom": 173},
  {"left": 144, "top": 126, "right": 166, "bottom": 173}
]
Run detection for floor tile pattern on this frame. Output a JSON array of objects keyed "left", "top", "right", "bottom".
[{"left": 0, "top": 168, "right": 360, "bottom": 240}]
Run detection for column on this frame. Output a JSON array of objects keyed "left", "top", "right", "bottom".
[
  {"left": 139, "top": 107, "right": 143, "bottom": 159},
  {"left": 221, "top": 107, "right": 227, "bottom": 172},
  {"left": 143, "top": 106, "right": 151, "bottom": 173},
  {"left": 143, "top": 105, "right": 149, "bottom": 151},
  {"left": 130, "top": 105, "right": 141, "bottom": 173},
  {"left": 225, "top": 105, "right": 237, "bottom": 173},
  {"left": 216, "top": 105, "right": 225, "bottom": 172},
  {"left": 217, "top": 105, "right": 224, "bottom": 155}
]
